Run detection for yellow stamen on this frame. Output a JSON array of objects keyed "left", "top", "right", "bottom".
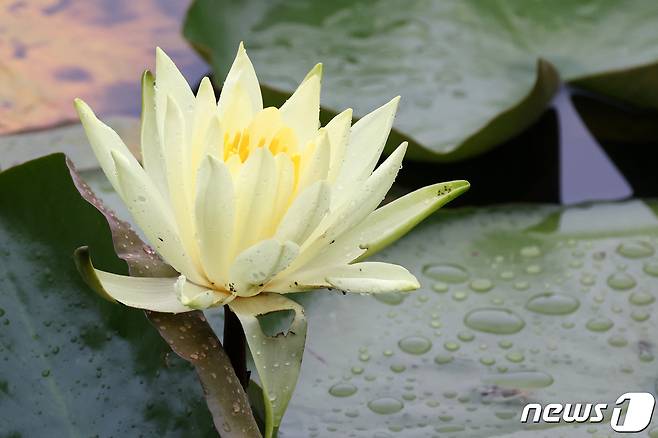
[
  {"left": 238, "top": 132, "right": 251, "bottom": 162},
  {"left": 221, "top": 108, "right": 301, "bottom": 186}
]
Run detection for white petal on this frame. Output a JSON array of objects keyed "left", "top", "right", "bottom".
[
  {"left": 280, "top": 63, "right": 322, "bottom": 147},
  {"left": 217, "top": 42, "right": 262, "bottom": 118},
  {"left": 176, "top": 276, "right": 233, "bottom": 310},
  {"left": 325, "top": 109, "right": 353, "bottom": 183},
  {"left": 155, "top": 47, "right": 195, "bottom": 139},
  {"left": 190, "top": 77, "right": 218, "bottom": 176},
  {"left": 325, "top": 262, "right": 420, "bottom": 293},
  {"left": 111, "top": 150, "right": 204, "bottom": 284},
  {"left": 140, "top": 71, "right": 168, "bottom": 198},
  {"left": 269, "top": 153, "right": 295, "bottom": 233},
  {"left": 304, "top": 180, "right": 470, "bottom": 269},
  {"left": 219, "top": 80, "right": 257, "bottom": 133},
  {"left": 333, "top": 97, "right": 399, "bottom": 207},
  {"left": 74, "top": 98, "right": 140, "bottom": 192},
  {"left": 281, "top": 143, "right": 407, "bottom": 276},
  {"left": 225, "top": 153, "right": 242, "bottom": 178},
  {"left": 233, "top": 148, "right": 277, "bottom": 252},
  {"left": 354, "top": 180, "right": 470, "bottom": 259},
  {"left": 200, "top": 114, "right": 224, "bottom": 163},
  {"left": 94, "top": 269, "right": 196, "bottom": 313},
  {"left": 318, "top": 142, "right": 407, "bottom": 244},
  {"left": 195, "top": 156, "right": 235, "bottom": 285},
  {"left": 297, "top": 129, "right": 330, "bottom": 192},
  {"left": 275, "top": 181, "right": 330, "bottom": 245},
  {"left": 229, "top": 239, "right": 299, "bottom": 297},
  {"left": 162, "top": 96, "right": 199, "bottom": 268}
]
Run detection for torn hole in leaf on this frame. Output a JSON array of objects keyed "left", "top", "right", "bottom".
[{"left": 256, "top": 309, "right": 295, "bottom": 337}]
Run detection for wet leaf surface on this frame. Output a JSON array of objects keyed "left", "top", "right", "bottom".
[
  {"left": 277, "top": 200, "right": 658, "bottom": 437},
  {"left": 184, "top": 0, "right": 658, "bottom": 161},
  {"left": 0, "top": 154, "right": 217, "bottom": 436}
]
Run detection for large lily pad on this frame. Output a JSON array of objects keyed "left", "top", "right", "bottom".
[
  {"left": 184, "top": 0, "right": 658, "bottom": 161},
  {"left": 277, "top": 200, "right": 658, "bottom": 437},
  {"left": 0, "top": 154, "right": 217, "bottom": 437}
]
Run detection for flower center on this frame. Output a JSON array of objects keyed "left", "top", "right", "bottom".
[{"left": 222, "top": 107, "right": 300, "bottom": 165}]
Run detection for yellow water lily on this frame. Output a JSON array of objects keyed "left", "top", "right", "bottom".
[
  {"left": 74, "top": 43, "right": 468, "bottom": 436},
  {"left": 75, "top": 44, "right": 468, "bottom": 312}
]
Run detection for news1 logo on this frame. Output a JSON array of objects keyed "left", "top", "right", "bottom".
[{"left": 520, "top": 392, "right": 656, "bottom": 433}]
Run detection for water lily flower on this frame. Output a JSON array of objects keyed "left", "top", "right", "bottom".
[
  {"left": 74, "top": 43, "right": 468, "bottom": 435},
  {"left": 75, "top": 43, "right": 468, "bottom": 312}
]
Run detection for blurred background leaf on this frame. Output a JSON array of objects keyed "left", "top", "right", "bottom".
[{"left": 184, "top": 0, "right": 658, "bottom": 162}]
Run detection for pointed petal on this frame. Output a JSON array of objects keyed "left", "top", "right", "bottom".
[
  {"left": 305, "top": 180, "right": 471, "bottom": 269},
  {"left": 217, "top": 42, "right": 262, "bottom": 118},
  {"left": 140, "top": 71, "right": 168, "bottom": 197},
  {"left": 98, "top": 271, "right": 197, "bottom": 312},
  {"left": 228, "top": 293, "right": 307, "bottom": 436},
  {"left": 190, "top": 77, "right": 218, "bottom": 175},
  {"left": 195, "top": 156, "right": 235, "bottom": 285},
  {"left": 297, "top": 129, "right": 330, "bottom": 192},
  {"left": 233, "top": 148, "right": 277, "bottom": 252},
  {"left": 275, "top": 181, "right": 330, "bottom": 245},
  {"left": 325, "top": 262, "right": 419, "bottom": 293},
  {"left": 281, "top": 143, "right": 408, "bottom": 276},
  {"left": 354, "top": 180, "right": 470, "bottom": 259},
  {"left": 74, "top": 98, "right": 140, "bottom": 192},
  {"left": 73, "top": 248, "right": 196, "bottom": 313},
  {"left": 269, "top": 153, "right": 295, "bottom": 234},
  {"left": 200, "top": 114, "right": 224, "bottom": 162},
  {"left": 333, "top": 97, "right": 399, "bottom": 206},
  {"left": 219, "top": 80, "right": 257, "bottom": 133},
  {"left": 228, "top": 239, "right": 299, "bottom": 297},
  {"left": 325, "top": 109, "right": 353, "bottom": 183},
  {"left": 320, "top": 142, "right": 407, "bottom": 244},
  {"left": 155, "top": 47, "right": 195, "bottom": 137},
  {"left": 280, "top": 64, "right": 321, "bottom": 147},
  {"left": 110, "top": 150, "right": 204, "bottom": 284},
  {"left": 163, "top": 96, "right": 200, "bottom": 269}
]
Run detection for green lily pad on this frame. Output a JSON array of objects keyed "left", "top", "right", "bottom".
[
  {"left": 0, "top": 154, "right": 217, "bottom": 437},
  {"left": 278, "top": 200, "right": 658, "bottom": 437},
  {"left": 184, "top": 0, "right": 658, "bottom": 161}
]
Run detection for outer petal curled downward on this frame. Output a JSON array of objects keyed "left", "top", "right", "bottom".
[{"left": 74, "top": 247, "right": 230, "bottom": 313}]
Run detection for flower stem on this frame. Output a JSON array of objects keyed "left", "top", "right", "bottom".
[{"left": 224, "top": 305, "right": 249, "bottom": 388}]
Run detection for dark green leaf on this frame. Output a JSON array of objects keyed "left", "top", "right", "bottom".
[
  {"left": 184, "top": 0, "right": 658, "bottom": 161},
  {"left": 0, "top": 154, "right": 217, "bottom": 437}
]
